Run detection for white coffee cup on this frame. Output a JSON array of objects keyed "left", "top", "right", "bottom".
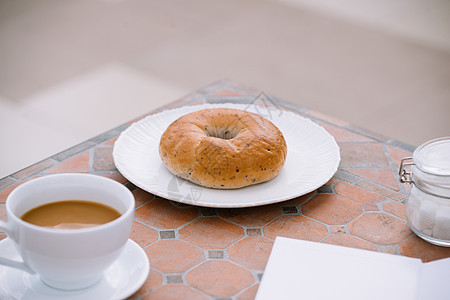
[{"left": 0, "top": 173, "right": 135, "bottom": 290}]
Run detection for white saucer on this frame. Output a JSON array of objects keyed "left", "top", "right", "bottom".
[{"left": 0, "top": 238, "right": 150, "bottom": 300}]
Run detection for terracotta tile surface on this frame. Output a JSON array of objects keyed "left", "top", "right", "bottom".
[
  {"left": 135, "top": 198, "right": 199, "bottom": 229},
  {"left": 1, "top": 82, "right": 448, "bottom": 299},
  {"left": 386, "top": 145, "right": 412, "bottom": 168},
  {"left": 276, "top": 191, "right": 316, "bottom": 207},
  {"left": 346, "top": 168, "right": 400, "bottom": 191},
  {"left": 348, "top": 213, "right": 412, "bottom": 245},
  {"left": 363, "top": 203, "right": 379, "bottom": 212},
  {"left": 102, "top": 137, "right": 118, "bottom": 146},
  {"left": 325, "top": 177, "right": 339, "bottom": 186},
  {"left": 0, "top": 177, "right": 15, "bottom": 191},
  {"left": 143, "top": 284, "right": 210, "bottom": 300},
  {"left": 398, "top": 235, "right": 450, "bottom": 262},
  {"left": 10, "top": 158, "right": 56, "bottom": 180},
  {"left": 237, "top": 285, "right": 259, "bottom": 300},
  {"left": 132, "top": 189, "right": 156, "bottom": 208},
  {"left": 322, "top": 234, "right": 377, "bottom": 251},
  {"left": 320, "top": 123, "right": 374, "bottom": 143},
  {"left": 335, "top": 181, "right": 385, "bottom": 203},
  {"left": 179, "top": 217, "right": 244, "bottom": 250},
  {"left": 0, "top": 205, "right": 6, "bottom": 233},
  {"left": 302, "top": 194, "right": 364, "bottom": 225},
  {"left": 329, "top": 225, "right": 346, "bottom": 234},
  {"left": 228, "top": 237, "right": 274, "bottom": 270},
  {"left": 41, "top": 151, "right": 90, "bottom": 174},
  {"left": 383, "top": 201, "right": 406, "bottom": 219},
  {"left": 93, "top": 147, "right": 116, "bottom": 171},
  {"left": 264, "top": 215, "right": 328, "bottom": 241},
  {"left": 246, "top": 228, "right": 262, "bottom": 236},
  {"left": 208, "top": 250, "right": 224, "bottom": 259},
  {"left": 356, "top": 180, "right": 406, "bottom": 202},
  {"left": 99, "top": 173, "right": 128, "bottom": 184},
  {"left": 282, "top": 206, "right": 298, "bottom": 214},
  {"left": 132, "top": 269, "right": 163, "bottom": 298},
  {"left": 218, "top": 205, "right": 281, "bottom": 227},
  {"left": 186, "top": 260, "right": 254, "bottom": 297},
  {"left": 339, "top": 143, "right": 390, "bottom": 168},
  {"left": 145, "top": 239, "right": 204, "bottom": 273},
  {"left": 130, "top": 221, "right": 159, "bottom": 248},
  {"left": 379, "top": 246, "right": 398, "bottom": 255},
  {"left": 0, "top": 181, "right": 26, "bottom": 203}
]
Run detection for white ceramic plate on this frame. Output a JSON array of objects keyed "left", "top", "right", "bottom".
[
  {"left": 113, "top": 103, "right": 340, "bottom": 208},
  {"left": 0, "top": 238, "right": 149, "bottom": 300}
]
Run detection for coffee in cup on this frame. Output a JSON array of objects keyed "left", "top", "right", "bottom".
[{"left": 21, "top": 200, "right": 121, "bottom": 229}]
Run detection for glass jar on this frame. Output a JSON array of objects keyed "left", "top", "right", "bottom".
[{"left": 399, "top": 137, "right": 450, "bottom": 247}]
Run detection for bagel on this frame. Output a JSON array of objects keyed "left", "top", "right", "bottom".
[{"left": 159, "top": 108, "right": 287, "bottom": 189}]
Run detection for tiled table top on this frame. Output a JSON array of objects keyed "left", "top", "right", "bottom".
[{"left": 1, "top": 79, "right": 450, "bottom": 299}]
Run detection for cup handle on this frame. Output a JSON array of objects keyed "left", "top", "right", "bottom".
[{"left": 0, "top": 221, "right": 35, "bottom": 274}]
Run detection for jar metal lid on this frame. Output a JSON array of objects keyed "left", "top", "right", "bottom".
[
  {"left": 413, "top": 137, "right": 450, "bottom": 176},
  {"left": 399, "top": 137, "right": 450, "bottom": 185}
]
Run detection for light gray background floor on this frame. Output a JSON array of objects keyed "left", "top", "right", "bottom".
[{"left": 1, "top": 0, "right": 449, "bottom": 178}]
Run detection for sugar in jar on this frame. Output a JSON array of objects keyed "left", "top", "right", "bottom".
[{"left": 399, "top": 137, "right": 450, "bottom": 247}]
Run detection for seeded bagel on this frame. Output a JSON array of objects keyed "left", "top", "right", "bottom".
[{"left": 159, "top": 108, "right": 287, "bottom": 189}]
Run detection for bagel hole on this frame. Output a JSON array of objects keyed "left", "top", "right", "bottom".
[{"left": 205, "top": 126, "right": 239, "bottom": 140}]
